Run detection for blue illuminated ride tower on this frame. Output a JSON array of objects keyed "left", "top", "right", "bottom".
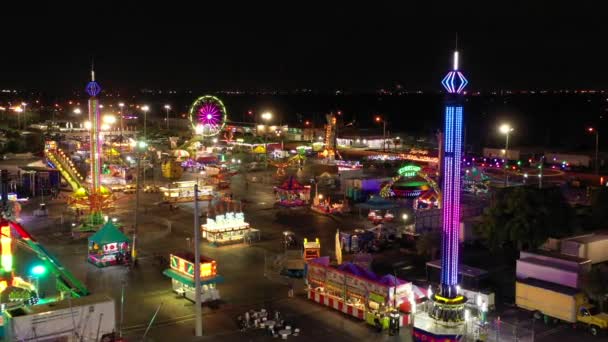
[
  {"left": 439, "top": 50, "right": 467, "bottom": 299},
  {"left": 430, "top": 49, "right": 468, "bottom": 324}
]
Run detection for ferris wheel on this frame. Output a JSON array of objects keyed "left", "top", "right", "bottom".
[{"left": 189, "top": 95, "right": 228, "bottom": 137}]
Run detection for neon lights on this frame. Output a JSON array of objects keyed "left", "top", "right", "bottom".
[
  {"left": 169, "top": 254, "right": 217, "bottom": 279},
  {"left": 439, "top": 50, "right": 466, "bottom": 298},
  {"left": 89, "top": 96, "right": 102, "bottom": 193},
  {"left": 398, "top": 164, "right": 422, "bottom": 177},
  {"left": 189, "top": 95, "right": 228, "bottom": 137},
  {"left": 442, "top": 71, "right": 468, "bottom": 94},
  {"left": 85, "top": 81, "right": 101, "bottom": 97},
  {"left": 1, "top": 225, "right": 12, "bottom": 272}
]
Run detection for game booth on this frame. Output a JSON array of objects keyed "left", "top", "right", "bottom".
[
  {"left": 274, "top": 176, "right": 311, "bottom": 207},
  {"left": 306, "top": 258, "right": 427, "bottom": 330},
  {"left": 87, "top": 221, "right": 131, "bottom": 267},
  {"left": 162, "top": 252, "right": 224, "bottom": 303},
  {"left": 202, "top": 211, "right": 254, "bottom": 245}
]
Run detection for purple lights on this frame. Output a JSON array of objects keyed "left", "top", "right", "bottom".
[
  {"left": 441, "top": 71, "right": 468, "bottom": 94},
  {"left": 439, "top": 51, "right": 466, "bottom": 299},
  {"left": 86, "top": 81, "right": 101, "bottom": 97},
  {"left": 197, "top": 102, "right": 221, "bottom": 126},
  {"left": 189, "top": 95, "right": 228, "bottom": 137}
]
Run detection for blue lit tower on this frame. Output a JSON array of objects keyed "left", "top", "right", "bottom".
[
  {"left": 439, "top": 49, "right": 467, "bottom": 299},
  {"left": 414, "top": 49, "right": 469, "bottom": 341},
  {"left": 86, "top": 67, "right": 102, "bottom": 195}
]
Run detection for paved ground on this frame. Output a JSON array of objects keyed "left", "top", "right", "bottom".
[{"left": 9, "top": 159, "right": 601, "bottom": 341}]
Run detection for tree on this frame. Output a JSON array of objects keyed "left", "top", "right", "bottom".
[
  {"left": 582, "top": 264, "right": 608, "bottom": 312},
  {"left": 476, "top": 186, "right": 573, "bottom": 251},
  {"left": 416, "top": 231, "right": 441, "bottom": 260},
  {"left": 590, "top": 187, "right": 608, "bottom": 229}
]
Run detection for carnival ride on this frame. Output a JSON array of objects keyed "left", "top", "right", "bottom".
[
  {"left": 274, "top": 176, "right": 311, "bottom": 207},
  {"left": 380, "top": 164, "right": 442, "bottom": 208},
  {"left": 321, "top": 113, "right": 340, "bottom": 160},
  {"left": 189, "top": 95, "right": 228, "bottom": 137},
  {"left": 44, "top": 146, "right": 85, "bottom": 192},
  {"left": 269, "top": 154, "right": 306, "bottom": 176},
  {"left": 0, "top": 219, "right": 89, "bottom": 309},
  {"left": 44, "top": 69, "right": 116, "bottom": 232},
  {"left": 463, "top": 167, "right": 490, "bottom": 194}
]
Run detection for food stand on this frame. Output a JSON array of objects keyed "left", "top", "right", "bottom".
[
  {"left": 160, "top": 180, "right": 214, "bottom": 203},
  {"left": 87, "top": 221, "right": 131, "bottom": 267},
  {"left": 306, "top": 259, "right": 423, "bottom": 328},
  {"left": 201, "top": 211, "right": 251, "bottom": 245},
  {"left": 303, "top": 238, "right": 321, "bottom": 261},
  {"left": 162, "top": 252, "right": 223, "bottom": 303}
]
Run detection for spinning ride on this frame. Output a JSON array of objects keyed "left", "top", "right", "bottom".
[{"left": 189, "top": 95, "right": 228, "bottom": 137}]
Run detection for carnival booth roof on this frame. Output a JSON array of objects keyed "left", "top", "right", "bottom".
[
  {"left": 276, "top": 176, "right": 308, "bottom": 191},
  {"left": 89, "top": 221, "right": 130, "bottom": 245},
  {"left": 337, "top": 262, "right": 379, "bottom": 281},
  {"left": 355, "top": 196, "right": 399, "bottom": 210},
  {"left": 378, "top": 274, "right": 408, "bottom": 286}
]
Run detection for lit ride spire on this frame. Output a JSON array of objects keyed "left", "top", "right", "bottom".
[{"left": 424, "top": 50, "right": 469, "bottom": 333}]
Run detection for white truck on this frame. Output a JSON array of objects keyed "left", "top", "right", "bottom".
[
  {"left": 2, "top": 294, "right": 116, "bottom": 342},
  {"left": 517, "top": 250, "right": 591, "bottom": 289},
  {"left": 561, "top": 233, "right": 608, "bottom": 264}
]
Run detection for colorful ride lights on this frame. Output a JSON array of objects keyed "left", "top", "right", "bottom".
[
  {"left": 1, "top": 225, "right": 12, "bottom": 272},
  {"left": 442, "top": 51, "right": 468, "bottom": 94},
  {"left": 30, "top": 265, "right": 46, "bottom": 276}
]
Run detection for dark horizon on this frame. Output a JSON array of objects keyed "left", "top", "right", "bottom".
[{"left": 1, "top": 3, "right": 606, "bottom": 91}]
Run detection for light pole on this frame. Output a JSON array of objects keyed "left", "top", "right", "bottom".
[
  {"left": 261, "top": 112, "right": 272, "bottom": 168},
  {"left": 14, "top": 107, "right": 23, "bottom": 129},
  {"left": 499, "top": 123, "right": 514, "bottom": 187},
  {"left": 118, "top": 102, "right": 125, "bottom": 133},
  {"left": 193, "top": 184, "right": 203, "bottom": 336},
  {"left": 588, "top": 127, "right": 599, "bottom": 175},
  {"left": 21, "top": 102, "right": 27, "bottom": 129},
  {"left": 164, "top": 104, "right": 171, "bottom": 129},
  {"left": 375, "top": 116, "right": 386, "bottom": 152},
  {"left": 538, "top": 155, "right": 544, "bottom": 189},
  {"left": 132, "top": 140, "right": 147, "bottom": 265},
  {"left": 141, "top": 105, "right": 150, "bottom": 139}
]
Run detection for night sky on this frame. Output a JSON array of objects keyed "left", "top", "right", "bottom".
[{"left": 1, "top": 3, "right": 606, "bottom": 92}]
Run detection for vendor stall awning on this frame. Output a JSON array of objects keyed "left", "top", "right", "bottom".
[
  {"left": 89, "top": 221, "right": 130, "bottom": 245},
  {"left": 162, "top": 268, "right": 224, "bottom": 287}
]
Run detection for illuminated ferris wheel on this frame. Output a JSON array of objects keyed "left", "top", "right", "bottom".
[{"left": 188, "top": 95, "right": 228, "bottom": 137}]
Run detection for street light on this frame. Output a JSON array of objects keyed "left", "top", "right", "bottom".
[
  {"left": 118, "top": 102, "right": 125, "bottom": 135},
  {"left": 141, "top": 105, "right": 150, "bottom": 139},
  {"left": 13, "top": 106, "right": 23, "bottom": 130},
  {"left": 588, "top": 127, "right": 599, "bottom": 175},
  {"left": 261, "top": 111, "right": 273, "bottom": 122},
  {"left": 132, "top": 140, "right": 148, "bottom": 265},
  {"left": 164, "top": 104, "right": 171, "bottom": 129},
  {"left": 499, "top": 123, "right": 514, "bottom": 186},
  {"left": 375, "top": 116, "right": 387, "bottom": 152},
  {"left": 103, "top": 114, "right": 117, "bottom": 125},
  {"left": 73, "top": 108, "right": 82, "bottom": 115},
  {"left": 261, "top": 112, "right": 273, "bottom": 168}
]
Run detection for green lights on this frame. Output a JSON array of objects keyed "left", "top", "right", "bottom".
[
  {"left": 398, "top": 164, "right": 421, "bottom": 178},
  {"left": 31, "top": 265, "right": 46, "bottom": 276},
  {"left": 137, "top": 141, "right": 148, "bottom": 149}
]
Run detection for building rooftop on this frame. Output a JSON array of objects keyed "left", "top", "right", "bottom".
[{"left": 563, "top": 233, "right": 608, "bottom": 244}]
